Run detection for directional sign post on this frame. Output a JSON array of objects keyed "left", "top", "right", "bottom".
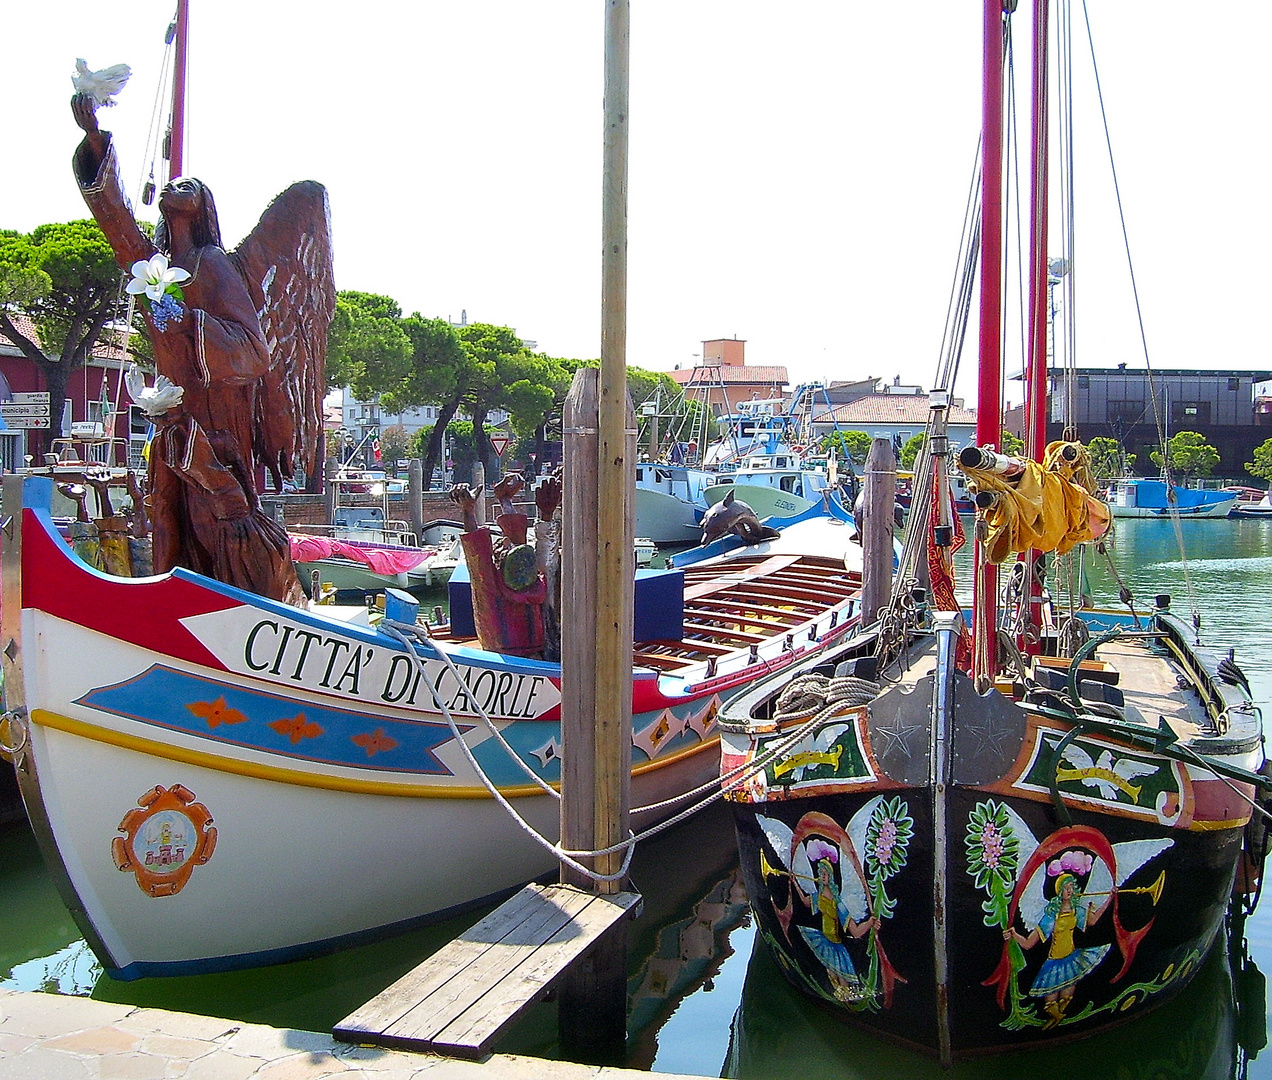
[
  {"left": 489, "top": 432, "right": 513, "bottom": 457},
  {"left": 0, "top": 400, "right": 51, "bottom": 429}
]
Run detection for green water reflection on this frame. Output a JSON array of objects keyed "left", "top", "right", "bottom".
[{"left": 2, "top": 517, "right": 1270, "bottom": 1078}]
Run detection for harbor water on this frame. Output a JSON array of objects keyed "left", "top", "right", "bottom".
[{"left": 2, "top": 515, "right": 1270, "bottom": 1078}]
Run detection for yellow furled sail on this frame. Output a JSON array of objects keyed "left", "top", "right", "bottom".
[{"left": 960, "top": 442, "right": 1110, "bottom": 565}]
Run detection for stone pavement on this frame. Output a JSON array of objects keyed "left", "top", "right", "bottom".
[{"left": 0, "top": 990, "right": 705, "bottom": 1080}]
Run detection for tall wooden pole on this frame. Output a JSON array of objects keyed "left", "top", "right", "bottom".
[
  {"left": 860, "top": 438, "right": 896, "bottom": 624},
  {"left": 592, "top": 0, "right": 633, "bottom": 897},
  {"left": 168, "top": 0, "right": 189, "bottom": 180},
  {"left": 559, "top": 0, "right": 633, "bottom": 1063}
]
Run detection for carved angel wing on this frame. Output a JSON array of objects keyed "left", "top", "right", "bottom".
[{"left": 230, "top": 181, "right": 335, "bottom": 488}]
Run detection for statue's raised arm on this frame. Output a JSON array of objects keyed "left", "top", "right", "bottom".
[{"left": 70, "top": 89, "right": 334, "bottom": 604}]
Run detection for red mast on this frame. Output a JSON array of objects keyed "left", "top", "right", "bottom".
[
  {"left": 168, "top": 0, "right": 189, "bottom": 180},
  {"left": 973, "top": 0, "right": 1008, "bottom": 679},
  {"left": 1023, "top": 0, "right": 1051, "bottom": 638}
]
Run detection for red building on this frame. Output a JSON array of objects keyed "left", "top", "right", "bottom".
[{"left": 0, "top": 313, "right": 143, "bottom": 470}]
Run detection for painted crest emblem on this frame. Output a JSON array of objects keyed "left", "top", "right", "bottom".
[{"left": 111, "top": 784, "right": 217, "bottom": 897}]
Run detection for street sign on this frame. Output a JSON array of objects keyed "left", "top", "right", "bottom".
[
  {"left": 0, "top": 404, "right": 51, "bottom": 419},
  {"left": 0, "top": 416, "right": 50, "bottom": 429},
  {"left": 489, "top": 433, "right": 513, "bottom": 456},
  {"left": 12, "top": 392, "right": 50, "bottom": 403}
]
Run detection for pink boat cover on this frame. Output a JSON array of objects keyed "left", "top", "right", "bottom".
[{"left": 289, "top": 535, "right": 433, "bottom": 575}]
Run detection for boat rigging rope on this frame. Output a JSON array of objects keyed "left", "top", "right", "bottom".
[
  {"left": 1074, "top": 0, "right": 1201, "bottom": 627},
  {"left": 376, "top": 618, "right": 860, "bottom": 880}
]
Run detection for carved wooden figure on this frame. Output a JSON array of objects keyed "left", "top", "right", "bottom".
[
  {"left": 449, "top": 478, "right": 547, "bottom": 658},
  {"left": 70, "top": 93, "right": 334, "bottom": 603}
]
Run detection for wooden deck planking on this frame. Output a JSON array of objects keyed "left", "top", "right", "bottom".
[
  {"left": 681, "top": 554, "right": 801, "bottom": 601},
  {"left": 335, "top": 884, "right": 640, "bottom": 1059}
]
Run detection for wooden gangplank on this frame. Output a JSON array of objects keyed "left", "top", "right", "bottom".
[{"left": 334, "top": 883, "right": 641, "bottom": 1059}]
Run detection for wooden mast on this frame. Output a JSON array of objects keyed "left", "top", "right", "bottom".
[
  {"left": 168, "top": 0, "right": 189, "bottom": 180},
  {"left": 973, "top": 0, "right": 1008, "bottom": 681}
]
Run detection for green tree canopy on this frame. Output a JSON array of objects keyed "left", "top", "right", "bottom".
[
  {"left": 325, "top": 290, "right": 412, "bottom": 396},
  {"left": 1149, "top": 430, "right": 1220, "bottom": 481},
  {"left": 900, "top": 433, "right": 925, "bottom": 470},
  {"left": 0, "top": 219, "right": 134, "bottom": 444},
  {"left": 1086, "top": 436, "right": 1134, "bottom": 480},
  {"left": 1246, "top": 438, "right": 1272, "bottom": 484},
  {"left": 822, "top": 429, "right": 872, "bottom": 465},
  {"left": 378, "top": 423, "right": 411, "bottom": 468}
]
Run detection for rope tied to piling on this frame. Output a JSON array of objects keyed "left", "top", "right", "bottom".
[{"left": 376, "top": 617, "right": 853, "bottom": 883}]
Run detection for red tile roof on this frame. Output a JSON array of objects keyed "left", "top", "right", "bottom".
[
  {"left": 0, "top": 313, "right": 43, "bottom": 350},
  {"left": 669, "top": 365, "right": 789, "bottom": 386},
  {"left": 828, "top": 395, "right": 976, "bottom": 425},
  {"left": 1, "top": 313, "right": 134, "bottom": 362}
]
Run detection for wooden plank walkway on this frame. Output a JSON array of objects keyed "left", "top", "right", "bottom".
[{"left": 334, "top": 884, "right": 642, "bottom": 1060}]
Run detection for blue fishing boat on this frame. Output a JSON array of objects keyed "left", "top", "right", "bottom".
[{"left": 1106, "top": 478, "right": 1238, "bottom": 519}]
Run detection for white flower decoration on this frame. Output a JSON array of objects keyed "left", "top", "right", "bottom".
[{"left": 126, "top": 253, "right": 190, "bottom": 302}]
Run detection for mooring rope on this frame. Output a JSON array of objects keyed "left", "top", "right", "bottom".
[{"left": 377, "top": 618, "right": 875, "bottom": 880}]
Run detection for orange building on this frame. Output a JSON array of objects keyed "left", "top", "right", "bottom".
[{"left": 668, "top": 338, "right": 789, "bottom": 415}]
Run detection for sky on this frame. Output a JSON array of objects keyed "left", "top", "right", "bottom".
[{"left": 5, "top": 2, "right": 1270, "bottom": 409}]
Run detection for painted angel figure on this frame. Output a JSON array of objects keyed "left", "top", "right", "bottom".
[{"left": 70, "top": 92, "right": 334, "bottom": 602}]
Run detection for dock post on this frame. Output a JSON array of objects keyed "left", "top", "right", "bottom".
[
  {"left": 557, "top": 0, "right": 634, "bottom": 1063},
  {"left": 408, "top": 458, "right": 424, "bottom": 538},
  {"left": 861, "top": 437, "right": 896, "bottom": 624},
  {"left": 323, "top": 454, "right": 337, "bottom": 525}
]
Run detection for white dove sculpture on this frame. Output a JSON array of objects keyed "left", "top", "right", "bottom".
[
  {"left": 72, "top": 59, "right": 132, "bottom": 106},
  {"left": 125, "top": 364, "right": 185, "bottom": 418}
]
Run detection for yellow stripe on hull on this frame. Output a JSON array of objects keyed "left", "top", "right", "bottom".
[{"left": 30, "top": 708, "right": 719, "bottom": 800}]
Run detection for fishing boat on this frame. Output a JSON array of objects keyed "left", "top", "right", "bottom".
[
  {"left": 703, "top": 447, "right": 847, "bottom": 522},
  {"left": 714, "top": 0, "right": 1270, "bottom": 1064},
  {"left": 634, "top": 461, "right": 715, "bottom": 544},
  {"left": 0, "top": 470, "right": 867, "bottom": 978},
  {"left": 290, "top": 475, "right": 443, "bottom": 596},
  {"left": 1230, "top": 489, "right": 1272, "bottom": 518},
  {"left": 1106, "top": 477, "right": 1238, "bottom": 519}
]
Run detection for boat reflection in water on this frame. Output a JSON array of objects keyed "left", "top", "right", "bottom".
[{"left": 724, "top": 913, "right": 1265, "bottom": 1080}]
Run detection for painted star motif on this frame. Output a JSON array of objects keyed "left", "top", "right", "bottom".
[
  {"left": 268, "top": 712, "right": 324, "bottom": 745},
  {"left": 351, "top": 727, "right": 399, "bottom": 757},
  {"left": 531, "top": 737, "right": 562, "bottom": 768},
  {"left": 185, "top": 696, "right": 247, "bottom": 729},
  {"left": 871, "top": 715, "right": 926, "bottom": 761}
]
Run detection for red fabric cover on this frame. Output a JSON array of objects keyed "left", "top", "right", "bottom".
[{"left": 289, "top": 535, "right": 432, "bottom": 574}]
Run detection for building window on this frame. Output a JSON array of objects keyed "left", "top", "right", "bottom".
[
  {"left": 1107, "top": 400, "right": 1144, "bottom": 425},
  {"left": 1228, "top": 378, "right": 1240, "bottom": 392},
  {"left": 1171, "top": 401, "right": 1210, "bottom": 426}
]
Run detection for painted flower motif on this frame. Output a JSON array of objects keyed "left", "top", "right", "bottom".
[
  {"left": 965, "top": 800, "right": 1020, "bottom": 894},
  {"left": 864, "top": 796, "right": 913, "bottom": 880}
]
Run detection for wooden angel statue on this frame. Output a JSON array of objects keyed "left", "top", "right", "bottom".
[{"left": 71, "top": 92, "right": 334, "bottom": 603}]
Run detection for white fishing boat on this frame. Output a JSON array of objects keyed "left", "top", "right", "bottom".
[{"left": 2, "top": 471, "right": 871, "bottom": 978}]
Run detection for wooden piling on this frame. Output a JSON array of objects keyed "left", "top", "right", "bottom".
[
  {"left": 408, "top": 458, "right": 424, "bottom": 538},
  {"left": 323, "top": 455, "right": 337, "bottom": 525},
  {"left": 861, "top": 437, "right": 896, "bottom": 624},
  {"left": 557, "top": 0, "right": 634, "bottom": 1063}
]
